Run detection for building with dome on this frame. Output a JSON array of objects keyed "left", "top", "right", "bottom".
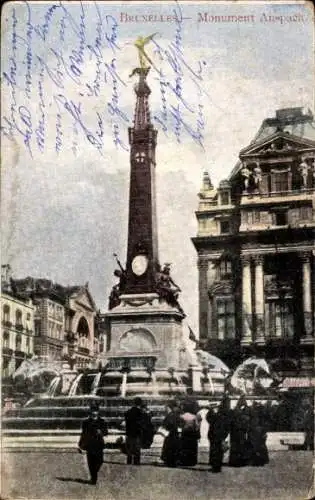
[{"left": 192, "top": 107, "right": 314, "bottom": 387}]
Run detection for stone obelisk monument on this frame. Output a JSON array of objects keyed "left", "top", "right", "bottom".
[{"left": 105, "top": 37, "right": 186, "bottom": 372}]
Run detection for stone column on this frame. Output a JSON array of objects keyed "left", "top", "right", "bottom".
[
  {"left": 120, "top": 372, "right": 128, "bottom": 397},
  {"left": 254, "top": 255, "right": 265, "bottom": 344},
  {"left": 241, "top": 255, "right": 252, "bottom": 344},
  {"left": 301, "top": 252, "right": 313, "bottom": 343},
  {"left": 198, "top": 257, "right": 209, "bottom": 343}
]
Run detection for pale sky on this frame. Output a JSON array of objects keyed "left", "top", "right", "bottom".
[{"left": 1, "top": 1, "right": 314, "bottom": 335}]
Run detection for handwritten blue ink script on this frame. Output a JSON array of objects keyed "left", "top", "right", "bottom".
[{"left": 1, "top": 1, "right": 207, "bottom": 158}]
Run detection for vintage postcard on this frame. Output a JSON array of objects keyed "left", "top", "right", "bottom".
[{"left": 1, "top": 0, "right": 314, "bottom": 499}]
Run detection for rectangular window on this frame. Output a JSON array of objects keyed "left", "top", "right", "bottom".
[
  {"left": 220, "top": 221, "right": 230, "bottom": 234},
  {"left": 26, "top": 336, "right": 30, "bottom": 353},
  {"left": 216, "top": 298, "right": 235, "bottom": 340},
  {"left": 217, "top": 260, "right": 232, "bottom": 279},
  {"left": 272, "top": 171, "right": 289, "bottom": 192},
  {"left": 199, "top": 218, "right": 207, "bottom": 231},
  {"left": 275, "top": 211, "right": 287, "bottom": 226},
  {"left": 266, "top": 301, "right": 294, "bottom": 338},
  {"left": 35, "top": 320, "right": 41, "bottom": 337},
  {"left": 3, "top": 333, "right": 10, "bottom": 348},
  {"left": 49, "top": 321, "right": 54, "bottom": 337},
  {"left": 253, "top": 211, "right": 261, "bottom": 223},
  {"left": 220, "top": 192, "right": 229, "bottom": 205},
  {"left": 300, "top": 206, "right": 312, "bottom": 220}
]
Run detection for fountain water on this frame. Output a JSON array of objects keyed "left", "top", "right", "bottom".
[
  {"left": 2, "top": 355, "right": 226, "bottom": 433},
  {"left": 46, "top": 376, "right": 62, "bottom": 396},
  {"left": 4, "top": 353, "right": 300, "bottom": 443}
]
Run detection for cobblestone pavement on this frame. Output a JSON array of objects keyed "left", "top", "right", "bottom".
[{"left": 1, "top": 450, "right": 313, "bottom": 500}]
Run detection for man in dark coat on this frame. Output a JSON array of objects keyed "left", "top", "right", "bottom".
[
  {"left": 78, "top": 403, "right": 108, "bottom": 485},
  {"left": 161, "top": 401, "right": 181, "bottom": 467},
  {"left": 247, "top": 402, "right": 269, "bottom": 466},
  {"left": 229, "top": 395, "right": 250, "bottom": 467},
  {"left": 125, "top": 397, "right": 146, "bottom": 465},
  {"left": 207, "top": 396, "right": 231, "bottom": 473}
]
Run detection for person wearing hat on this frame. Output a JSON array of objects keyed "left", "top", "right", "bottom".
[
  {"left": 124, "top": 397, "right": 147, "bottom": 465},
  {"left": 78, "top": 403, "right": 108, "bottom": 485},
  {"left": 179, "top": 400, "right": 201, "bottom": 466},
  {"left": 206, "top": 396, "right": 231, "bottom": 473},
  {"left": 229, "top": 395, "right": 250, "bottom": 467},
  {"left": 160, "top": 400, "right": 181, "bottom": 467}
]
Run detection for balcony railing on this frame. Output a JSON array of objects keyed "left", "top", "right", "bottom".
[
  {"left": 242, "top": 187, "right": 315, "bottom": 199},
  {"left": 15, "top": 324, "right": 24, "bottom": 332},
  {"left": 77, "top": 346, "right": 90, "bottom": 355},
  {"left": 65, "top": 332, "right": 78, "bottom": 343},
  {"left": 2, "top": 320, "right": 12, "bottom": 327},
  {"left": 2, "top": 347, "right": 13, "bottom": 356}
]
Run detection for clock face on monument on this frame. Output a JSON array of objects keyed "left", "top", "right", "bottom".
[{"left": 131, "top": 255, "right": 148, "bottom": 276}]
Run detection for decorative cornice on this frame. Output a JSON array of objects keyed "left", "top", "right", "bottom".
[
  {"left": 209, "top": 281, "right": 233, "bottom": 297},
  {"left": 252, "top": 255, "right": 264, "bottom": 265},
  {"left": 240, "top": 255, "right": 252, "bottom": 265},
  {"left": 299, "top": 251, "right": 312, "bottom": 263}
]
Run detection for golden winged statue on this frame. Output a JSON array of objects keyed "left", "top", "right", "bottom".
[{"left": 130, "top": 33, "right": 159, "bottom": 77}]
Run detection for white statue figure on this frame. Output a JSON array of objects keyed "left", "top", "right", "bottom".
[
  {"left": 241, "top": 164, "right": 251, "bottom": 191},
  {"left": 253, "top": 162, "right": 262, "bottom": 189},
  {"left": 299, "top": 160, "right": 310, "bottom": 188}
]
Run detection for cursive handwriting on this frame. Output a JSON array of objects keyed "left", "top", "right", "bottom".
[
  {"left": 55, "top": 112, "right": 63, "bottom": 153},
  {"left": 150, "top": 1, "right": 207, "bottom": 147},
  {"left": 35, "top": 57, "right": 46, "bottom": 153},
  {"left": 1, "top": 1, "right": 133, "bottom": 156},
  {"left": 17, "top": 105, "right": 33, "bottom": 158},
  {"left": 23, "top": 2, "right": 33, "bottom": 100},
  {"left": 59, "top": 1, "right": 86, "bottom": 84},
  {"left": 170, "top": 104, "right": 204, "bottom": 149},
  {"left": 54, "top": 94, "right": 103, "bottom": 153},
  {"left": 1, "top": 0, "right": 208, "bottom": 157},
  {"left": 34, "top": 3, "right": 60, "bottom": 41},
  {"left": 2, "top": 8, "right": 33, "bottom": 157},
  {"left": 2, "top": 8, "right": 18, "bottom": 141}
]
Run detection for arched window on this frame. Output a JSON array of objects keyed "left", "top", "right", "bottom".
[
  {"left": 77, "top": 317, "right": 89, "bottom": 338},
  {"left": 3, "top": 304, "right": 10, "bottom": 324},
  {"left": 15, "top": 309, "right": 23, "bottom": 330},
  {"left": 3, "top": 332, "right": 10, "bottom": 348},
  {"left": 15, "top": 334, "right": 22, "bottom": 351}
]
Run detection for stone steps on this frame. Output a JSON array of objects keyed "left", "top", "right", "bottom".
[{"left": 2, "top": 431, "right": 305, "bottom": 452}]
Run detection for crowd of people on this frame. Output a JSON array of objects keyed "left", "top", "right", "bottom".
[
  {"left": 160, "top": 394, "right": 269, "bottom": 472},
  {"left": 78, "top": 395, "right": 271, "bottom": 484}
]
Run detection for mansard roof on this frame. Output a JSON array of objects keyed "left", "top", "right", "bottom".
[
  {"left": 229, "top": 107, "right": 315, "bottom": 180},
  {"left": 5, "top": 276, "right": 96, "bottom": 309},
  {"left": 252, "top": 107, "right": 315, "bottom": 144}
]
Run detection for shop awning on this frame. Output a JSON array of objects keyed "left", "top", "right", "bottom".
[{"left": 280, "top": 377, "right": 315, "bottom": 389}]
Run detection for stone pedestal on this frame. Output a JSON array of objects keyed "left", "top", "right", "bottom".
[{"left": 105, "top": 293, "right": 186, "bottom": 370}]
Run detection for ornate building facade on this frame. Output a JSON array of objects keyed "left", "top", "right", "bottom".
[
  {"left": 1, "top": 266, "right": 35, "bottom": 377},
  {"left": 192, "top": 108, "right": 314, "bottom": 377},
  {"left": 1, "top": 266, "right": 101, "bottom": 370}
]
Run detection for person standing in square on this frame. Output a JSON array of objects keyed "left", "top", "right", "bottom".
[
  {"left": 125, "top": 397, "right": 146, "bottom": 465},
  {"left": 78, "top": 403, "right": 108, "bottom": 485}
]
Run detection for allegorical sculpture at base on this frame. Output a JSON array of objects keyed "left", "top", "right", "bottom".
[{"left": 109, "top": 255, "right": 184, "bottom": 314}]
